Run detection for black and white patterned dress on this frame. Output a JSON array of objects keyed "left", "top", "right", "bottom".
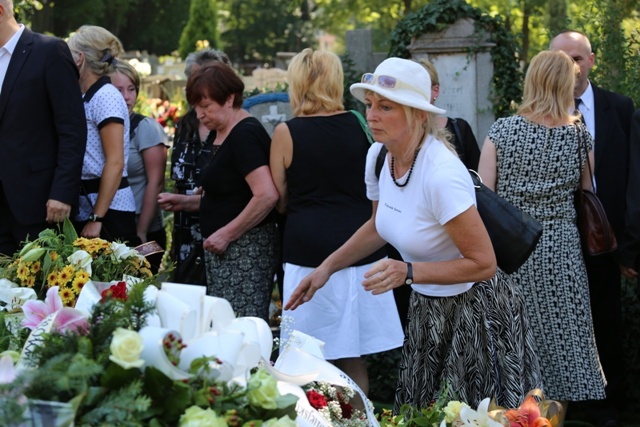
[{"left": 489, "top": 115, "right": 606, "bottom": 401}]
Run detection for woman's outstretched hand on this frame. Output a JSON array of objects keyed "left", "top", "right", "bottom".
[
  {"left": 284, "top": 267, "right": 331, "bottom": 311},
  {"left": 362, "top": 259, "right": 408, "bottom": 295}
]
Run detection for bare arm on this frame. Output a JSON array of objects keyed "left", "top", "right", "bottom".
[
  {"left": 203, "top": 165, "right": 279, "bottom": 254},
  {"left": 478, "top": 137, "right": 497, "bottom": 191},
  {"left": 137, "top": 145, "right": 168, "bottom": 242},
  {"left": 362, "top": 205, "right": 496, "bottom": 295},
  {"left": 158, "top": 192, "right": 201, "bottom": 212},
  {"left": 269, "top": 123, "right": 292, "bottom": 214},
  {"left": 81, "top": 122, "right": 125, "bottom": 238}
]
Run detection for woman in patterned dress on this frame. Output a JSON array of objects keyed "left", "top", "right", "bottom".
[
  {"left": 67, "top": 26, "right": 139, "bottom": 245},
  {"left": 161, "top": 62, "right": 279, "bottom": 320},
  {"left": 286, "top": 57, "right": 542, "bottom": 410},
  {"left": 479, "top": 50, "right": 605, "bottom": 419}
]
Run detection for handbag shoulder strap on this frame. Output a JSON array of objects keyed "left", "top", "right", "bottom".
[
  {"left": 576, "top": 124, "right": 594, "bottom": 191},
  {"left": 350, "top": 110, "right": 374, "bottom": 144}
]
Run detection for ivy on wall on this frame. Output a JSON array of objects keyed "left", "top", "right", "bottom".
[{"left": 388, "top": 0, "right": 522, "bottom": 119}]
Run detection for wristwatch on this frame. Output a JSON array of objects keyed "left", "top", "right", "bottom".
[
  {"left": 404, "top": 262, "right": 413, "bottom": 285},
  {"left": 88, "top": 213, "right": 104, "bottom": 222}
]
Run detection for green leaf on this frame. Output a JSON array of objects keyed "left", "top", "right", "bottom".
[
  {"left": 100, "top": 362, "right": 142, "bottom": 389},
  {"left": 62, "top": 217, "right": 78, "bottom": 242}
]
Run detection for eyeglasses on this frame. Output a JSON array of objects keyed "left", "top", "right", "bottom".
[{"left": 361, "top": 73, "right": 423, "bottom": 93}]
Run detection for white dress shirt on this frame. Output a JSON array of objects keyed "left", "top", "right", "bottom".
[{"left": 0, "top": 24, "right": 25, "bottom": 95}]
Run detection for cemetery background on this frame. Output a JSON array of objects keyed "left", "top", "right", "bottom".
[{"left": 9, "top": 0, "right": 640, "bottom": 424}]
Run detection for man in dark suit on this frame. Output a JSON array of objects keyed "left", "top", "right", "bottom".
[
  {"left": 550, "top": 30, "right": 637, "bottom": 427},
  {"left": 0, "top": 0, "right": 86, "bottom": 256}
]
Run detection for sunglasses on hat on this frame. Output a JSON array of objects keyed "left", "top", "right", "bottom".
[{"left": 361, "top": 73, "right": 423, "bottom": 93}]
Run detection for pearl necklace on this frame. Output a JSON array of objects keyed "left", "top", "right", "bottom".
[{"left": 390, "top": 149, "right": 419, "bottom": 187}]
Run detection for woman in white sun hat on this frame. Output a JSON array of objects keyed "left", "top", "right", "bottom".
[{"left": 285, "top": 57, "right": 542, "bottom": 411}]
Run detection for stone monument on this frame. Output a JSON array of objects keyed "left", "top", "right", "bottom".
[
  {"left": 345, "top": 19, "right": 497, "bottom": 145},
  {"left": 408, "top": 18, "right": 495, "bottom": 145},
  {"left": 242, "top": 93, "right": 292, "bottom": 137}
]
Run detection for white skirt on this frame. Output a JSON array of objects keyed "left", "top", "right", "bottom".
[{"left": 281, "top": 262, "right": 404, "bottom": 360}]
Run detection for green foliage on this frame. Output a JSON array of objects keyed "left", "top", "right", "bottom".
[
  {"left": 79, "top": 380, "right": 151, "bottom": 425},
  {"left": 178, "top": 0, "right": 219, "bottom": 60},
  {"left": 218, "top": 0, "right": 316, "bottom": 64},
  {"left": 388, "top": 0, "right": 522, "bottom": 118},
  {"left": 29, "top": 0, "right": 189, "bottom": 55},
  {"left": 340, "top": 53, "right": 364, "bottom": 113},
  {"left": 365, "top": 348, "right": 403, "bottom": 404}
]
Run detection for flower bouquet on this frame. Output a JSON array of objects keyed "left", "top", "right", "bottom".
[
  {"left": 0, "top": 281, "right": 300, "bottom": 427},
  {"left": 378, "top": 389, "right": 561, "bottom": 427},
  {"left": 0, "top": 219, "right": 153, "bottom": 308}
]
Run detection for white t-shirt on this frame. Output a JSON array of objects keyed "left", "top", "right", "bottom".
[
  {"left": 77, "top": 77, "right": 135, "bottom": 220},
  {"left": 365, "top": 136, "right": 476, "bottom": 297}
]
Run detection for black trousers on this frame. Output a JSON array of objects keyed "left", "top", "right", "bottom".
[
  {"left": 0, "top": 182, "right": 50, "bottom": 257},
  {"left": 584, "top": 253, "right": 624, "bottom": 410}
]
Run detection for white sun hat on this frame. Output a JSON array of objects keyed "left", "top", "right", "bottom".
[{"left": 349, "top": 57, "right": 446, "bottom": 115}]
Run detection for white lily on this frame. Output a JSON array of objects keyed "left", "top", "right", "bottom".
[
  {"left": 458, "top": 398, "right": 503, "bottom": 427},
  {"left": 68, "top": 250, "right": 93, "bottom": 275},
  {"left": 109, "top": 242, "right": 138, "bottom": 260}
]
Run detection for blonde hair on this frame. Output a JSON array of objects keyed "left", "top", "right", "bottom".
[
  {"left": 417, "top": 58, "right": 439, "bottom": 86},
  {"left": 517, "top": 50, "right": 578, "bottom": 123},
  {"left": 110, "top": 60, "right": 140, "bottom": 94},
  {"left": 287, "top": 48, "right": 344, "bottom": 116},
  {"left": 68, "top": 25, "right": 124, "bottom": 77},
  {"left": 367, "top": 91, "right": 455, "bottom": 162}
]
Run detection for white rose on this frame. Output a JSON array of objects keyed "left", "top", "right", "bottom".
[
  {"left": 179, "top": 406, "right": 227, "bottom": 427},
  {"left": 109, "top": 327, "right": 144, "bottom": 369},
  {"left": 67, "top": 250, "right": 92, "bottom": 275}
]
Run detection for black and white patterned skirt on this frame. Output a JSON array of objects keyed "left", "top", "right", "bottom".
[
  {"left": 204, "top": 222, "right": 279, "bottom": 321},
  {"left": 394, "top": 270, "right": 543, "bottom": 411}
]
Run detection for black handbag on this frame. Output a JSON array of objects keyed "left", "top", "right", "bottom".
[
  {"left": 469, "top": 170, "right": 543, "bottom": 274},
  {"left": 173, "top": 243, "right": 207, "bottom": 285}
]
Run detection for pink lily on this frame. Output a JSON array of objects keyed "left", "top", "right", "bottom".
[
  {"left": 21, "top": 286, "right": 63, "bottom": 329},
  {"left": 52, "top": 308, "right": 89, "bottom": 334}
]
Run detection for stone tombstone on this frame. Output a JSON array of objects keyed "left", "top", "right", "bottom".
[
  {"left": 408, "top": 18, "right": 496, "bottom": 145},
  {"left": 242, "top": 93, "right": 292, "bottom": 137}
]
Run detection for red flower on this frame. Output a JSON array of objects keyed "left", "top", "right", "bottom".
[
  {"left": 306, "top": 390, "right": 328, "bottom": 409},
  {"left": 100, "top": 281, "right": 128, "bottom": 302},
  {"left": 337, "top": 392, "right": 353, "bottom": 418}
]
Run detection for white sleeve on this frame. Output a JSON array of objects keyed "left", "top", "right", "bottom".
[{"left": 365, "top": 142, "right": 385, "bottom": 201}]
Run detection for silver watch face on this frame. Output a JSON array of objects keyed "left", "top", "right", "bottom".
[{"left": 405, "top": 278, "right": 413, "bottom": 285}]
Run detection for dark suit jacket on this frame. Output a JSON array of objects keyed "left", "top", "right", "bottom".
[
  {"left": 0, "top": 28, "right": 86, "bottom": 226},
  {"left": 591, "top": 84, "right": 636, "bottom": 265},
  {"left": 621, "top": 109, "right": 640, "bottom": 267}
]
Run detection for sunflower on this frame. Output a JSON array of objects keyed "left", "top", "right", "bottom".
[
  {"left": 49, "top": 251, "right": 59, "bottom": 262},
  {"left": 23, "top": 275, "right": 36, "bottom": 288},
  {"left": 17, "top": 264, "right": 30, "bottom": 281},
  {"left": 59, "top": 287, "right": 75, "bottom": 306},
  {"left": 47, "top": 271, "right": 59, "bottom": 286},
  {"left": 71, "top": 275, "right": 88, "bottom": 294},
  {"left": 30, "top": 261, "right": 41, "bottom": 274},
  {"left": 75, "top": 269, "right": 90, "bottom": 282}
]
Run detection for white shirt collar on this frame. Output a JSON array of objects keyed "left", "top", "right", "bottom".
[
  {"left": 0, "top": 24, "right": 25, "bottom": 56},
  {"left": 577, "top": 81, "right": 594, "bottom": 112}
]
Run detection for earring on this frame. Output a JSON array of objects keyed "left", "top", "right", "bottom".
[{"left": 433, "top": 96, "right": 438, "bottom": 102}]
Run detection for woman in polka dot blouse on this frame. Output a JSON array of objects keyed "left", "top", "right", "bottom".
[{"left": 67, "top": 26, "right": 139, "bottom": 246}]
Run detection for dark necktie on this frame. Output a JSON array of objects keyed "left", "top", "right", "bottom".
[{"left": 574, "top": 98, "right": 583, "bottom": 122}]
